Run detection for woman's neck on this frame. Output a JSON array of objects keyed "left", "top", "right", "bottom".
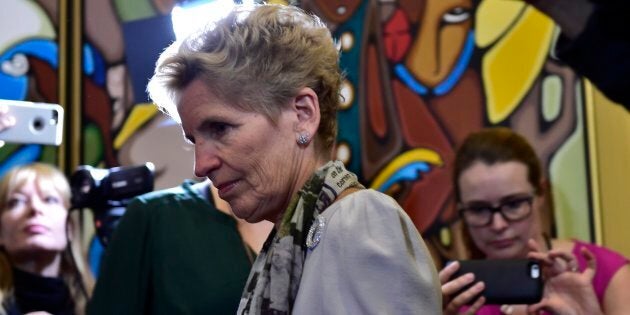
[
  {"left": 210, "top": 184, "right": 273, "bottom": 254},
  {"left": 12, "top": 253, "right": 62, "bottom": 278}
]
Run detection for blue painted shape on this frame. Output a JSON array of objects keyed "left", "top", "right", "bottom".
[
  {"left": 376, "top": 161, "right": 431, "bottom": 192},
  {"left": 88, "top": 236, "right": 105, "bottom": 277},
  {"left": 394, "top": 30, "right": 476, "bottom": 96},
  {"left": 83, "top": 43, "right": 107, "bottom": 86},
  {"left": 434, "top": 31, "right": 475, "bottom": 96},
  {"left": 395, "top": 64, "right": 429, "bottom": 95},
  {"left": 122, "top": 14, "right": 176, "bottom": 103},
  {"left": 0, "top": 39, "right": 58, "bottom": 100}
]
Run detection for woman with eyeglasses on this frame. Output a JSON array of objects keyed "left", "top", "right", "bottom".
[{"left": 439, "top": 127, "right": 630, "bottom": 315}]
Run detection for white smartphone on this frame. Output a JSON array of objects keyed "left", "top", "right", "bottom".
[{"left": 0, "top": 99, "right": 64, "bottom": 146}]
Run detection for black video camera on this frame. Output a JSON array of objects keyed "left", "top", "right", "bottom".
[{"left": 70, "top": 163, "right": 155, "bottom": 246}]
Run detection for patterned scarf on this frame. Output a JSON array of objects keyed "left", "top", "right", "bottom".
[{"left": 237, "top": 160, "right": 363, "bottom": 314}]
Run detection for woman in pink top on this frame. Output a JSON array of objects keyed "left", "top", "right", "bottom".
[{"left": 440, "top": 127, "right": 630, "bottom": 315}]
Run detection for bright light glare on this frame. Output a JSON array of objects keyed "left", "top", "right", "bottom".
[{"left": 172, "top": 0, "right": 253, "bottom": 40}]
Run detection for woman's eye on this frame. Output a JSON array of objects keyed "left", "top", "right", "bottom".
[
  {"left": 207, "top": 122, "right": 232, "bottom": 138},
  {"left": 43, "top": 195, "right": 61, "bottom": 204},
  {"left": 442, "top": 7, "right": 471, "bottom": 24},
  {"left": 468, "top": 206, "right": 490, "bottom": 215},
  {"left": 6, "top": 197, "right": 26, "bottom": 208},
  {"left": 504, "top": 199, "right": 525, "bottom": 210}
]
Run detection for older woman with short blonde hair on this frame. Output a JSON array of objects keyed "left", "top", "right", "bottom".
[{"left": 148, "top": 4, "right": 441, "bottom": 314}]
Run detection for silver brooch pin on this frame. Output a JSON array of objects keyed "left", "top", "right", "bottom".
[{"left": 306, "top": 215, "right": 326, "bottom": 250}]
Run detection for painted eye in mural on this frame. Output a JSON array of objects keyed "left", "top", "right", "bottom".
[
  {"left": 442, "top": 7, "right": 471, "bottom": 24},
  {"left": 1, "top": 53, "right": 29, "bottom": 77}
]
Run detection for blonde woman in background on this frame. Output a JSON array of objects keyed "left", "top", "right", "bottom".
[{"left": 0, "top": 163, "right": 92, "bottom": 315}]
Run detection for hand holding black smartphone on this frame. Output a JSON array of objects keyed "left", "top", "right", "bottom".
[{"left": 452, "top": 259, "right": 543, "bottom": 305}]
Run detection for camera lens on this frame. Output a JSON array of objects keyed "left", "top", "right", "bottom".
[
  {"left": 530, "top": 264, "right": 541, "bottom": 279},
  {"left": 32, "top": 117, "right": 45, "bottom": 131}
]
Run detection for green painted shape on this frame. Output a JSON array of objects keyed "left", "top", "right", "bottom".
[
  {"left": 0, "top": 144, "right": 19, "bottom": 161},
  {"left": 113, "top": 0, "right": 158, "bottom": 22},
  {"left": 40, "top": 146, "right": 57, "bottom": 164},
  {"left": 83, "top": 124, "right": 104, "bottom": 166},
  {"left": 550, "top": 83, "right": 590, "bottom": 241},
  {"left": 542, "top": 75, "right": 562, "bottom": 122}
]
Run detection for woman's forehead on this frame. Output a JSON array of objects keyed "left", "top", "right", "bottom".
[{"left": 459, "top": 161, "right": 533, "bottom": 199}]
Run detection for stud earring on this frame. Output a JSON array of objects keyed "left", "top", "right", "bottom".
[{"left": 297, "top": 132, "right": 310, "bottom": 145}]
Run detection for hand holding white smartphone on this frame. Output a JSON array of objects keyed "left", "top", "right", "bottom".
[{"left": 0, "top": 99, "right": 64, "bottom": 146}]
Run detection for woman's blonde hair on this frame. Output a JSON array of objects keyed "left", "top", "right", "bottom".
[
  {"left": 148, "top": 4, "right": 342, "bottom": 156},
  {"left": 0, "top": 163, "right": 93, "bottom": 314}
]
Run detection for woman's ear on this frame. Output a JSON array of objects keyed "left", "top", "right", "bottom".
[{"left": 292, "top": 87, "right": 320, "bottom": 142}]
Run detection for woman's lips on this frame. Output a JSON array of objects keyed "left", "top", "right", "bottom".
[
  {"left": 216, "top": 180, "right": 238, "bottom": 198},
  {"left": 24, "top": 224, "right": 48, "bottom": 234},
  {"left": 489, "top": 238, "right": 515, "bottom": 249}
]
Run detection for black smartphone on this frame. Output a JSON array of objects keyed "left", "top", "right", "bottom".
[{"left": 452, "top": 259, "right": 543, "bottom": 305}]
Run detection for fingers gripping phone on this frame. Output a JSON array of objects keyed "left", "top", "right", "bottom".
[
  {"left": 453, "top": 259, "right": 543, "bottom": 305},
  {"left": 0, "top": 100, "right": 64, "bottom": 146}
]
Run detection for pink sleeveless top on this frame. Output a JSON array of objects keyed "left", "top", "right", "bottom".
[{"left": 468, "top": 240, "right": 628, "bottom": 315}]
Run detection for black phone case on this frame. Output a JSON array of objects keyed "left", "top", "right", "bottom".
[{"left": 452, "top": 259, "right": 543, "bottom": 305}]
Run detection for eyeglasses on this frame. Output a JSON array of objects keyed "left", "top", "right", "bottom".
[{"left": 458, "top": 195, "right": 534, "bottom": 227}]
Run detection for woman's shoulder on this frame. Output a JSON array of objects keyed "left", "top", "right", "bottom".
[
  {"left": 569, "top": 239, "right": 629, "bottom": 263},
  {"left": 123, "top": 180, "right": 224, "bottom": 222},
  {"left": 566, "top": 239, "right": 630, "bottom": 302},
  {"left": 128, "top": 181, "right": 210, "bottom": 209},
  {"left": 322, "top": 189, "right": 415, "bottom": 233},
  {"left": 553, "top": 238, "right": 628, "bottom": 262},
  {"left": 331, "top": 189, "right": 400, "bottom": 211},
  {"left": 131, "top": 181, "right": 195, "bottom": 203}
]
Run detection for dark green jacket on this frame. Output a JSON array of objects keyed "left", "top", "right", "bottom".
[{"left": 87, "top": 181, "right": 253, "bottom": 315}]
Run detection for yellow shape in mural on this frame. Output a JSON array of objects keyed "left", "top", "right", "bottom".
[
  {"left": 475, "top": 0, "right": 526, "bottom": 48},
  {"left": 114, "top": 104, "right": 159, "bottom": 149},
  {"left": 370, "top": 148, "right": 443, "bottom": 191},
  {"left": 482, "top": 7, "right": 555, "bottom": 123}
]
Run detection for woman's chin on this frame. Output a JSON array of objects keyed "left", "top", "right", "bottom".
[
  {"left": 231, "top": 205, "right": 258, "bottom": 222},
  {"left": 484, "top": 246, "right": 525, "bottom": 260}
]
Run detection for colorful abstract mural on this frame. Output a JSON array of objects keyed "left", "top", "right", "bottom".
[
  {"left": 1, "top": 0, "right": 596, "bottom": 269},
  {"left": 2, "top": 0, "right": 200, "bottom": 275},
  {"left": 301, "top": 0, "right": 592, "bottom": 263},
  {"left": 0, "top": 0, "right": 62, "bottom": 176}
]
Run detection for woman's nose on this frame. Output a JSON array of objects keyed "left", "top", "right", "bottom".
[
  {"left": 194, "top": 145, "right": 221, "bottom": 178},
  {"left": 28, "top": 197, "right": 46, "bottom": 215},
  {"left": 489, "top": 211, "right": 509, "bottom": 231}
]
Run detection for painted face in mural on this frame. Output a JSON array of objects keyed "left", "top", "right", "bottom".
[
  {"left": 458, "top": 161, "right": 543, "bottom": 259},
  {"left": 389, "top": 0, "right": 474, "bottom": 86},
  {"left": 0, "top": 176, "right": 69, "bottom": 262},
  {"left": 178, "top": 79, "right": 303, "bottom": 224}
]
